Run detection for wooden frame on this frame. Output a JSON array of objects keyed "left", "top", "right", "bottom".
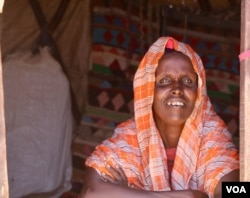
[
  {"left": 0, "top": 0, "right": 9, "bottom": 197},
  {"left": 240, "top": 0, "right": 250, "bottom": 181}
]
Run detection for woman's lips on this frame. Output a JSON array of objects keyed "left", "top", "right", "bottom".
[
  {"left": 165, "top": 98, "right": 187, "bottom": 107},
  {"left": 167, "top": 101, "right": 184, "bottom": 106}
]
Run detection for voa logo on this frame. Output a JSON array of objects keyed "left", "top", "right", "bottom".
[{"left": 226, "top": 185, "right": 247, "bottom": 194}]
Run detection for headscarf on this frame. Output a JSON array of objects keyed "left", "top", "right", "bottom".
[{"left": 85, "top": 37, "right": 239, "bottom": 197}]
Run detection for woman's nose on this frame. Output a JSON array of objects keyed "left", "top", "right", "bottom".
[{"left": 171, "top": 82, "right": 183, "bottom": 95}]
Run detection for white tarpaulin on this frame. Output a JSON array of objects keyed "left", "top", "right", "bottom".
[{"left": 3, "top": 47, "right": 73, "bottom": 198}]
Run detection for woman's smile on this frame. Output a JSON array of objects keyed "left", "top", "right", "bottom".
[{"left": 165, "top": 98, "right": 186, "bottom": 107}]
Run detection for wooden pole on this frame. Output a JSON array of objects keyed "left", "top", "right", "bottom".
[
  {"left": 240, "top": 0, "right": 250, "bottom": 181},
  {"left": 0, "top": 0, "right": 9, "bottom": 197}
]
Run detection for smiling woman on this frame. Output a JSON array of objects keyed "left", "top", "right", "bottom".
[
  {"left": 81, "top": 37, "right": 239, "bottom": 198},
  {"left": 153, "top": 52, "right": 198, "bottom": 146}
]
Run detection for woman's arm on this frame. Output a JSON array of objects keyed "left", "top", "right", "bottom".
[
  {"left": 80, "top": 168, "right": 208, "bottom": 198},
  {"left": 213, "top": 169, "right": 239, "bottom": 198}
]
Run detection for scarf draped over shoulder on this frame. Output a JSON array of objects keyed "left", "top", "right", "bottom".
[{"left": 85, "top": 37, "right": 239, "bottom": 198}]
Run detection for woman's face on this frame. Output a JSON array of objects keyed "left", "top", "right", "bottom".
[{"left": 153, "top": 52, "right": 198, "bottom": 126}]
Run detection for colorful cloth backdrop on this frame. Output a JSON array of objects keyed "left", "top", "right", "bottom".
[{"left": 62, "top": 1, "right": 239, "bottom": 197}]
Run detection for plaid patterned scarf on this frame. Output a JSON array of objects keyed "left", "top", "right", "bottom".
[{"left": 85, "top": 37, "right": 239, "bottom": 197}]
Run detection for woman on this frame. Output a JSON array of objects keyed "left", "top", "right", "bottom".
[{"left": 81, "top": 37, "right": 239, "bottom": 198}]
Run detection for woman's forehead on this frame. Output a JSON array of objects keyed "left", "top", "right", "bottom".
[
  {"left": 157, "top": 52, "right": 194, "bottom": 71},
  {"left": 160, "top": 51, "right": 191, "bottom": 61}
]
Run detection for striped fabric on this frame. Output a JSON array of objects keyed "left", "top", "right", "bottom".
[{"left": 85, "top": 37, "right": 239, "bottom": 197}]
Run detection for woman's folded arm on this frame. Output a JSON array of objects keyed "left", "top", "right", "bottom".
[{"left": 80, "top": 168, "right": 208, "bottom": 198}]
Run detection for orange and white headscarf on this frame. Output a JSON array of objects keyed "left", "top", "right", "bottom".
[{"left": 85, "top": 37, "right": 239, "bottom": 197}]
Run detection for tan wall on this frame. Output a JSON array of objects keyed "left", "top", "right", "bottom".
[
  {"left": 0, "top": 0, "right": 91, "bottom": 196},
  {"left": 1, "top": 0, "right": 91, "bottom": 125}
]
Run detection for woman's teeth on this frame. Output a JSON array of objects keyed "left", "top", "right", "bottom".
[{"left": 167, "top": 101, "right": 184, "bottom": 106}]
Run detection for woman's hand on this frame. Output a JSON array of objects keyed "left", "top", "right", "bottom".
[{"left": 101, "top": 164, "right": 128, "bottom": 187}]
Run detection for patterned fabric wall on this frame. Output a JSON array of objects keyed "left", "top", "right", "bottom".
[
  {"left": 71, "top": 2, "right": 240, "bottom": 169},
  {"left": 174, "top": 35, "right": 240, "bottom": 143},
  {"left": 84, "top": 4, "right": 240, "bottom": 146},
  {"left": 80, "top": 2, "right": 161, "bottom": 149},
  {"left": 63, "top": 2, "right": 239, "bottom": 197}
]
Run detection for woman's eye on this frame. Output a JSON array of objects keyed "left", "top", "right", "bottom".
[
  {"left": 159, "top": 78, "right": 171, "bottom": 84},
  {"left": 182, "top": 77, "right": 197, "bottom": 86},
  {"left": 183, "top": 78, "right": 192, "bottom": 84}
]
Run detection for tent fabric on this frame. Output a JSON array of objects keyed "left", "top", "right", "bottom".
[
  {"left": 1, "top": 0, "right": 91, "bottom": 118},
  {"left": 3, "top": 47, "right": 73, "bottom": 198}
]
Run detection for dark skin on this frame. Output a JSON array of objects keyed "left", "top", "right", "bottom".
[
  {"left": 153, "top": 52, "right": 198, "bottom": 147},
  {"left": 81, "top": 167, "right": 239, "bottom": 198},
  {"left": 81, "top": 53, "right": 239, "bottom": 198}
]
